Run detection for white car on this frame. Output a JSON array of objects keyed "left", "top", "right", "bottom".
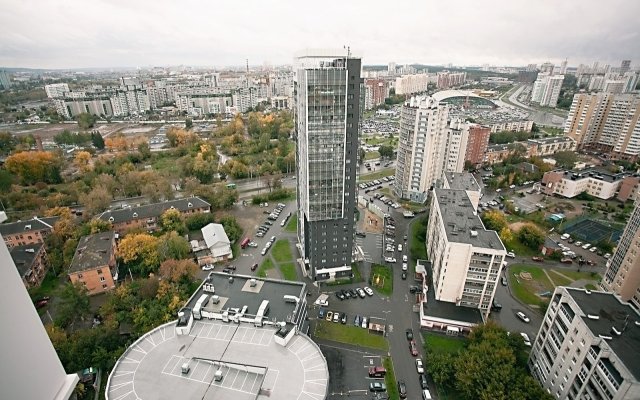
[
  {"left": 516, "top": 311, "right": 530, "bottom": 323},
  {"left": 574, "top": 241, "right": 583, "bottom": 247},
  {"left": 604, "top": 253, "right": 611, "bottom": 259},
  {"left": 364, "top": 286, "right": 374, "bottom": 296},
  {"left": 265, "top": 241, "right": 272, "bottom": 249},
  {"left": 582, "top": 243, "right": 591, "bottom": 250},
  {"left": 520, "top": 332, "right": 531, "bottom": 346},
  {"left": 506, "top": 251, "right": 516, "bottom": 258},
  {"left": 403, "top": 255, "right": 408, "bottom": 262},
  {"left": 397, "top": 244, "right": 403, "bottom": 252},
  {"left": 384, "top": 257, "right": 397, "bottom": 263},
  {"left": 361, "top": 316, "right": 368, "bottom": 329},
  {"left": 201, "top": 264, "right": 214, "bottom": 271},
  {"left": 416, "top": 358, "right": 424, "bottom": 374},
  {"left": 560, "top": 233, "right": 570, "bottom": 240},
  {"left": 248, "top": 242, "right": 258, "bottom": 248},
  {"left": 589, "top": 247, "right": 597, "bottom": 253},
  {"left": 261, "top": 248, "right": 267, "bottom": 256},
  {"left": 402, "top": 263, "right": 408, "bottom": 271}
]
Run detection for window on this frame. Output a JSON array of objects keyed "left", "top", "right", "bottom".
[
  {"left": 78, "top": 273, "right": 83, "bottom": 278},
  {"left": 100, "top": 277, "right": 105, "bottom": 282},
  {"left": 102, "top": 284, "right": 107, "bottom": 289},
  {"left": 97, "top": 269, "right": 103, "bottom": 275}
]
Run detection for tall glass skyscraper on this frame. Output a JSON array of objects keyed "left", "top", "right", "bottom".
[{"left": 294, "top": 50, "right": 362, "bottom": 280}]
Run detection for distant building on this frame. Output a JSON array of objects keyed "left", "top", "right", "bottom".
[
  {"left": 527, "top": 136, "right": 577, "bottom": 156},
  {"left": 9, "top": 243, "right": 48, "bottom": 289},
  {"left": 395, "top": 73, "right": 433, "bottom": 95},
  {"left": 0, "top": 216, "right": 59, "bottom": 249},
  {"left": 620, "top": 59, "right": 631, "bottom": 75},
  {"left": 602, "top": 203, "right": 640, "bottom": 309},
  {"left": 68, "top": 231, "right": 117, "bottom": 295},
  {"left": 426, "top": 189, "right": 506, "bottom": 320},
  {"left": 44, "top": 83, "right": 70, "bottom": 99},
  {"left": 541, "top": 168, "right": 631, "bottom": 200},
  {"left": 488, "top": 120, "right": 533, "bottom": 133},
  {"left": 97, "top": 197, "right": 210, "bottom": 234},
  {"left": 528, "top": 287, "right": 640, "bottom": 400},
  {"left": 0, "top": 238, "right": 79, "bottom": 400},
  {"left": 436, "top": 71, "right": 467, "bottom": 89},
  {"left": 517, "top": 70, "right": 538, "bottom": 83},
  {"left": 464, "top": 124, "right": 490, "bottom": 166},
  {"left": 531, "top": 73, "right": 564, "bottom": 107},
  {"left": 193, "top": 223, "right": 233, "bottom": 265},
  {"left": 270, "top": 95, "right": 290, "bottom": 110},
  {"left": 617, "top": 176, "right": 640, "bottom": 203},
  {"left": 0, "top": 70, "right": 11, "bottom": 90},
  {"left": 364, "top": 78, "right": 389, "bottom": 110}
]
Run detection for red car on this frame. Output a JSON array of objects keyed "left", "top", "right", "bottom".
[
  {"left": 35, "top": 298, "right": 50, "bottom": 309},
  {"left": 409, "top": 340, "right": 419, "bottom": 356},
  {"left": 531, "top": 256, "right": 544, "bottom": 262}
]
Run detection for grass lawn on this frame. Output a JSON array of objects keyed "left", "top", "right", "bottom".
[
  {"left": 351, "top": 262, "right": 362, "bottom": 282},
  {"left": 547, "top": 270, "right": 572, "bottom": 287},
  {"left": 28, "top": 271, "right": 61, "bottom": 300},
  {"left": 553, "top": 270, "right": 601, "bottom": 281},
  {"left": 409, "top": 216, "right": 428, "bottom": 261},
  {"left": 285, "top": 214, "right": 297, "bottom": 233},
  {"left": 152, "top": 155, "right": 181, "bottom": 175},
  {"left": 370, "top": 264, "right": 393, "bottom": 295},
  {"left": 358, "top": 168, "right": 395, "bottom": 182},
  {"left": 383, "top": 357, "right": 400, "bottom": 400},
  {"left": 364, "top": 151, "right": 380, "bottom": 160},
  {"left": 314, "top": 320, "right": 388, "bottom": 351},
  {"left": 585, "top": 283, "right": 597, "bottom": 290},
  {"left": 256, "top": 258, "right": 275, "bottom": 278},
  {"left": 503, "top": 237, "right": 540, "bottom": 257},
  {"left": 508, "top": 265, "right": 555, "bottom": 305},
  {"left": 272, "top": 239, "right": 294, "bottom": 264},
  {"left": 423, "top": 332, "right": 466, "bottom": 355},
  {"left": 279, "top": 262, "right": 297, "bottom": 281}
]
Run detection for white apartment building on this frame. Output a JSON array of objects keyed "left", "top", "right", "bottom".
[
  {"left": 394, "top": 96, "right": 451, "bottom": 203},
  {"left": 531, "top": 73, "right": 564, "bottom": 107},
  {"left": 442, "top": 172, "right": 481, "bottom": 209},
  {"left": 541, "top": 169, "right": 630, "bottom": 200},
  {"left": 44, "top": 83, "right": 70, "bottom": 99},
  {"left": 395, "top": 73, "right": 434, "bottom": 95},
  {"left": 488, "top": 120, "right": 534, "bottom": 133},
  {"left": 427, "top": 189, "right": 506, "bottom": 318},
  {"left": 445, "top": 119, "right": 470, "bottom": 173},
  {"left": 176, "top": 91, "right": 233, "bottom": 116},
  {"left": 528, "top": 287, "right": 640, "bottom": 400}
]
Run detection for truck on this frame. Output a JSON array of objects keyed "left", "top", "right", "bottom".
[{"left": 314, "top": 294, "right": 329, "bottom": 307}]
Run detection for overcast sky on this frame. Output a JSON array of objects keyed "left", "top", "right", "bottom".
[{"left": 1, "top": 0, "right": 638, "bottom": 69}]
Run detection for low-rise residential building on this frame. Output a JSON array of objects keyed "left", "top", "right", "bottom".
[
  {"left": 0, "top": 216, "right": 59, "bottom": 249},
  {"left": 9, "top": 243, "right": 48, "bottom": 289},
  {"left": 97, "top": 197, "right": 210, "bottom": 234},
  {"left": 528, "top": 287, "right": 640, "bottom": 400},
  {"left": 68, "top": 231, "right": 117, "bottom": 295},
  {"left": 191, "top": 223, "right": 233, "bottom": 266},
  {"left": 528, "top": 136, "right": 577, "bottom": 156},
  {"left": 426, "top": 188, "right": 506, "bottom": 320},
  {"left": 617, "top": 176, "right": 640, "bottom": 202},
  {"left": 484, "top": 142, "right": 534, "bottom": 165},
  {"left": 488, "top": 120, "right": 534, "bottom": 133},
  {"left": 442, "top": 172, "right": 481, "bottom": 210},
  {"left": 541, "top": 169, "right": 630, "bottom": 200}
]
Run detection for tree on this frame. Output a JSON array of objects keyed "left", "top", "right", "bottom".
[
  {"left": 184, "top": 212, "right": 216, "bottom": 231},
  {"left": 56, "top": 282, "right": 91, "bottom": 328},
  {"left": 0, "top": 169, "right": 14, "bottom": 191},
  {"left": 4, "top": 151, "right": 63, "bottom": 184},
  {"left": 358, "top": 148, "right": 366, "bottom": 164},
  {"left": 118, "top": 233, "right": 160, "bottom": 275},
  {"left": 0, "top": 131, "right": 17, "bottom": 155},
  {"left": 74, "top": 150, "right": 92, "bottom": 172},
  {"left": 93, "top": 173, "right": 118, "bottom": 197},
  {"left": 481, "top": 210, "right": 508, "bottom": 232},
  {"left": 160, "top": 209, "right": 186, "bottom": 235},
  {"left": 137, "top": 141, "right": 151, "bottom": 159},
  {"left": 76, "top": 113, "right": 97, "bottom": 129},
  {"left": 517, "top": 224, "right": 545, "bottom": 250},
  {"left": 157, "top": 231, "right": 191, "bottom": 261},
  {"left": 499, "top": 227, "right": 514, "bottom": 244},
  {"left": 219, "top": 215, "right": 242, "bottom": 243},
  {"left": 91, "top": 131, "right": 105, "bottom": 149},
  {"left": 89, "top": 219, "right": 113, "bottom": 234},
  {"left": 159, "top": 259, "right": 199, "bottom": 282},
  {"left": 185, "top": 118, "right": 193, "bottom": 130},
  {"left": 378, "top": 145, "right": 394, "bottom": 159},
  {"left": 553, "top": 151, "right": 578, "bottom": 169},
  {"left": 80, "top": 186, "right": 111, "bottom": 216}
]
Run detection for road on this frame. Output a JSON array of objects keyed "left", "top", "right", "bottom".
[{"left": 499, "top": 84, "right": 567, "bottom": 128}]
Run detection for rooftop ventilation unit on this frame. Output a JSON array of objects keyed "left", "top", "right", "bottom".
[
  {"left": 210, "top": 295, "right": 220, "bottom": 304},
  {"left": 25, "top": 248, "right": 35, "bottom": 253},
  {"left": 188, "top": 202, "right": 193, "bottom": 208},
  {"left": 24, "top": 224, "right": 32, "bottom": 230},
  {"left": 250, "top": 279, "right": 257, "bottom": 287},
  {"left": 470, "top": 230, "right": 478, "bottom": 237},
  {"left": 133, "top": 212, "right": 138, "bottom": 218}
]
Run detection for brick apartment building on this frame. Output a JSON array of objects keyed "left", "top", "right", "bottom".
[
  {"left": 464, "top": 124, "right": 490, "bottom": 167},
  {"left": 68, "top": 231, "right": 117, "bottom": 295},
  {"left": 0, "top": 216, "right": 58, "bottom": 249},
  {"left": 9, "top": 243, "right": 48, "bottom": 289}
]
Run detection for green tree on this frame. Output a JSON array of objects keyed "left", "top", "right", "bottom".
[
  {"left": 481, "top": 210, "right": 508, "bottom": 232},
  {"left": 56, "top": 282, "right": 91, "bottom": 328},
  {"left": 91, "top": 131, "right": 105, "bottom": 149},
  {"left": 517, "top": 224, "right": 545, "bottom": 250},
  {"left": 219, "top": 215, "right": 242, "bottom": 243},
  {"left": 137, "top": 141, "right": 151, "bottom": 159},
  {"left": 553, "top": 151, "right": 578, "bottom": 168},
  {"left": 0, "top": 169, "right": 13, "bottom": 191},
  {"left": 378, "top": 145, "right": 394, "bottom": 159},
  {"left": 160, "top": 208, "right": 186, "bottom": 235},
  {"left": 76, "top": 113, "right": 98, "bottom": 129},
  {"left": 185, "top": 118, "right": 193, "bottom": 130},
  {"left": 157, "top": 231, "right": 191, "bottom": 261},
  {"left": 184, "top": 212, "right": 216, "bottom": 231},
  {"left": 358, "top": 147, "right": 366, "bottom": 164},
  {"left": 0, "top": 131, "right": 17, "bottom": 155}
]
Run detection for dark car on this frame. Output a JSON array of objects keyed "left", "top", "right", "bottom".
[
  {"left": 222, "top": 268, "right": 234, "bottom": 274},
  {"left": 409, "top": 340, "right": 419, "bottom": 356},
  {"left": 35, "top": 298, "right": 49, "bottom": 309},
  {"left": 251, "top": 263, "right": 258, "bottom": 271},
  {"left": 419, "top": 374, "right": 428, "bottom": 389},
  {"left": 398, "top": 380, "right": 407, "bottom": 398},
  {"left": 335, "top": 290, "right": 345, "bottom": 300},
  {"left": 401, "top": 271, "right": 407, "bottom": 280},
  {"left": 501, "top": 277, "right": 508, "bottom": 286},
  {"left": 348, "top": 289, "right": 358, "bottom": 299},
  {"left": 355, "top": 231, "right": 367, "bottom": 238},
  {"left": 531, "top": 256, "right": 544, "bottom": 262},
  {"left": 409, "top": 286, "right": 421, "bottom": 294},
  {"left": 492, "top": 300, "right": 502, "bottom": 311},
  {"left": 406, "top": 328, "right": 414, "bottom": 340},
  {"left": 340, "top": 312, "right": 347, "bottom": 324},
  {"left": 369, "top": 382, "right": 387, "bottom": 392}
]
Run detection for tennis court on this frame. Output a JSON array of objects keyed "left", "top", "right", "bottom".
[{"left": 563, "top": 218, "right": 622, "bottom": 243}]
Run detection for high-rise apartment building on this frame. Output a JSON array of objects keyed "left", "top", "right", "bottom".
[
  {"left": 602, "top": 203, "right": 640, "bottom": 309},
  {"left": 394, "top": 96, "right": 452, "bottom": 203},
  {"left": 436, "top": 71, "right": 466, "bottom": 89},
  {"left": 564, "top": 93, "right": 640, "bottom": 160},
  {"left": 540, "top": 62, "right": 555, "bottom": 74},
  {"left": 464, "top": 124, "right": 490, "bottom": 167},
  {"left": 364, "top": 78, "right": 389, "bottom": 110},
  {"left": 395, "top": 73, "right": 432, "bottom": 95},
  {"left": 0, "top": 70, "right": 11, "bottom": 90},
  {"left": 388, "top": 62, "right": 396, "bottom": 75},
  {"left": 528, "top": 287, "right": 640, "bottom": 400},
  {"left": 620, "top": 60, "right": 631, "bottom": 75},
  {"left": 531, "top": 73, "right": 564, "bottom": 107},
  {"left": 560, "top": 60, "right": 568, "bottom": 75},
  {"left": 0, "top": 238, "right": 78, "bottom": 399},
  {"left": 427, "top": 188, "right": 506, "bottom": 317},
  {"left": 293, "top": 50, "right": 361, "bottom": 281},
  {"left": 44, "top": 83, "right": 70, "bottom": 99}
]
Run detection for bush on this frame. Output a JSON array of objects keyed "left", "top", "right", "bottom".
[{"left": 185, "top": 213, "right": 216, "bottom": 231}]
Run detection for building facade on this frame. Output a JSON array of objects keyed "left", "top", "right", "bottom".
[
  {"left": 394, "top": 96, "right": 452, "bottom": 203},
  {"left": 363, "top": 78, "right": 388, "bottom": 110},
  {"left": 427, "top": 189, "right": 506, "bottom": 318},
  {"left": 464, "top": 124, "right": 490, "bottom": 166},
  {"left": 541, "top": 169, "right": 630, "bottom": 200},
  {"left": 0, "top": 216, "right": 58, "bottom": 249},
  {"left": 531, "top": 73, "right": 564, "bottom": 107},
  {"left": 294, "top": 50, "right": 361, "bottom": 280},
  {"left": 528, "top": 287, "right": 640, "bottom": 400},
  {"left": 602, "top": 203, "right": 640, "bottom": 309},
  {"left": 68, "top": 231, "right": 117, "bottom": 295},
  {"left": 9, "top": 243, "right": 48, "bottom": 289},
  {"left": 395, "top": 73, "right": 433, "bottom": 95}
]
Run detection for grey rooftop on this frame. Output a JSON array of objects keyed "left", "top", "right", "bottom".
[{"left": 68, "top": 231, "right": 115, "bottom": 273}]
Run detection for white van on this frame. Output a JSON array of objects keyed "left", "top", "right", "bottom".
[{"left": 422, "top": 389, "right": 432, "bottom": 399}]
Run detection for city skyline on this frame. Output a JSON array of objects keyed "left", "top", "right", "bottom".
[{"left": 1, "top": 0, "right": 639, "bottom": 69}]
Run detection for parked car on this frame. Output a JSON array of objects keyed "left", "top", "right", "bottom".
[
  {"left": 35, "top": 298, "right": 49, "bottom": 309},
  {"left": 368, "top": 366, "right": 386, "bottom": 378},
  {"left": 402, "top": 262, "right": 408, "bottom": 271},
  {"left": 248, "top": 241, "right": 258, "bottom": 248},
  {"left": 575, "top": 241, "right": 583, "bottom": 246},
  {"left": 501, "top": 277, "right": 508, "bottom": 286},
  {"left": 364, "top": 286, "right": 374, "bottom": 296},
  {"left": 416, "top": 358, "right": 424, "bottom": 374},
  {"left": 582, "top": 243, "right": 592, "bottom": 250},
  {"left": 384, "top": 257, "right": 397, "bottom": 263},
  {"left": 409, "top": 340, "right": 419, "bottom": 356},
  {"left": 560, "top": 258, "right": 573, "bottom": 264},
  {"left": 419, "top": 374, "right": 428, "bottom": 389},
  {"left": 401, "top": 271, "right": 407, "bottom": 280},
  {"left": 201, "top": 264, "right": 215, "bottom": 271},
  {"left": 409, "top": 286, "right": 422, "bottom": 293},
  {"left": 398, "top": 244, "right": 403, "bottom": 252},
  {"left": 335, "top": 290, "right": 345, "bottom": 300},
  {"left": 516, "top": 311, "right": 530, "bottom": 323},
  {"left": 355, "top": 231, "right": 367, "bottom": 238},
  {"left": 354, "top": 315, "right": 361, "bottom": 326},
  {"left": 357, "top": 288, "right": 366, "bottom": 298},
  {"left": 403, "top": 254, "right": 408, "bottom": 262},
  {"left": 326, "top": 311, "right": 333, "bottom": 321},
  {"left": 520, "top": 332, "right": 532, "bottom": 346},
  {"left": 318, "top": 308, "right": 326, "bottom": 319},
  {"left": 492, "top": 300, "right": 502, "bottom": 311},
  {"left": 333, "top": 312, "right": 340, "bottom": 323},
  {"left": 369, "top": 382, "right": 387, "bottom": 392},
  {"left": 506, "top": 251, "right": 516, "bottom": 258},
  {"left": 604, "top": 253, "right": 611, "bottom": 259},
  {"left": 531, "top": 256, "right": 544, "bottom": 262},
  {"left": 406, "top": 328, "right": 414, "bottom": 340},
  {"left": 251, "top": 263, "right": 258, "bottom": 271},
  {"left": 340, "top": 312, "right": 347, "bottom": 324},
  {"left": 361, "top": 316, "right": 368, "bottom": 329}
]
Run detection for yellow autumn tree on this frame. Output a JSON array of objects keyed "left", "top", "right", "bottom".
[
  {"left": 74, "top": 150, "right": 92, "bottom": 172},
  {"left": 117, "top": 233, "right": 160, "bottom": 275}
]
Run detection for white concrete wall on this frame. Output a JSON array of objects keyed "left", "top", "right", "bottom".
[{"left": 437, "top": 242, "right": 471, "bottom": 303}]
